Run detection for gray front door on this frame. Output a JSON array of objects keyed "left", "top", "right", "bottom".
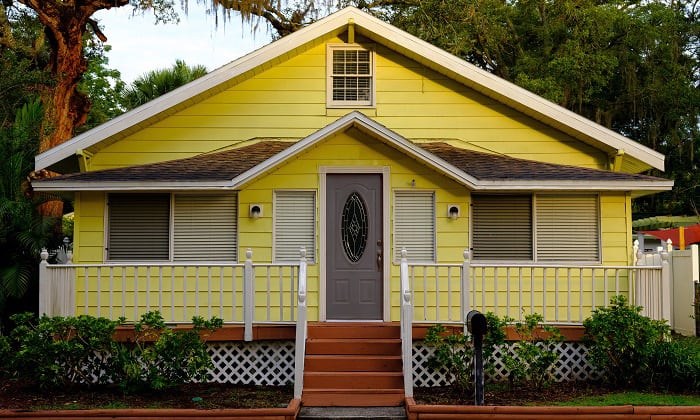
[{"left": 326, "top": 174, "right": 383, "bottom": 320}]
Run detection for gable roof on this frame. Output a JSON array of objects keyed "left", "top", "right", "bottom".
[
  {"left": 33, "top": 112, "right": 672, "bottom": 195},
  {"left": 35, "top": 7, "right": 665, "bottom": 174}
]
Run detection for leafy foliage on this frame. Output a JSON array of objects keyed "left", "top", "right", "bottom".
[
  {"left": 118, "top": 60, "right": 207, "bottom": 110},
  {"left": 113, "top": 311, "right": 223, "bottom": 393},
  {"left": 424, "top": 313, "right": 506, "bottom": 393},
  {"left": 648, "top": 338, "right": 700, "bottom": 392},
  {"left": 584, "top": 295, "right": 670, "bottom": 389},
  {"left": 501, "top": 312, "right": 564, "bottom": 390}
]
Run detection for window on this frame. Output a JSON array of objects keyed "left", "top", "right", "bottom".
[
  {"left": 394, "top": 191, "right": 436, "bottom": 262},
  {"left": 471, "top": 194, "right": 600, "bottom": 262},
  {"left": 327, "top": 44, "right": 374, "bottom": 107},
  {"left": 274, "top": 191, "right": 316, "bottom": 262},
  {"left": 107, "top": 193, "right": 238, "bottom": 261}
]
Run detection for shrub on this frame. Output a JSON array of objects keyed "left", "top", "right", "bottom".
[
  {"left": 649, "top": 338, "right": 700, "bottom": 392},
  {"left": 501, "top": 312, "right": 563, "bottom": 390},
  {"left": 9, "top": 312, "right": 123, "bottom": 388},
  {"left": 0, "top": 334, "right": 10, "bottom": 377},
  {"left": 424, "top": 313, "right": 506, "bottom": 393},
  {"left": 113, "top": 311, "right": 223, "bottom": 393},
  {"left": 583, "top": 295, "right": 669, "bottom": 389}
]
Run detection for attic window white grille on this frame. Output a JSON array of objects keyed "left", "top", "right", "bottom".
[{"left": 327, "top": 44, "right": 374, "bottom": 107}]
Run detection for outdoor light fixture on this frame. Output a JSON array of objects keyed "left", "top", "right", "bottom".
[
  {"left": 249, "top": 204, "right": 262, "bottom": 219},
  {"left": 448, "top": 205, "right": 460, "bottom": 219}
]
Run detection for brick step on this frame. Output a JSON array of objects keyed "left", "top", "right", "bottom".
[
  {"left": 304, "top": 371, "right": 403, "bottom": 389},
  {"left": 304, "top": 354, "right": 402, "bottom": 372},
  {"left": 301, "top": 389, "right": 405, "bottom": 407},
  {"left": 305, "top": 338, "right": 401, "bottom": 356},
  {"left": 307, "top": 322, "right": 400, "bottom": 339}
]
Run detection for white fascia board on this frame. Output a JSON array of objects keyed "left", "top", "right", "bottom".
[
  {"left": 475, "top": 180, "right": 673, "bottom": 191},
  {"left": 32, "top": 180, "right": 234, "bottom": 192}
]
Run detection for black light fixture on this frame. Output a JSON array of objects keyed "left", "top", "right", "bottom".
[
  {"left": 249, "top": 204, "right": 262, "bottom": 219},
  {"left": 448, "top": 204, "right": 460, "bottom": 220}
]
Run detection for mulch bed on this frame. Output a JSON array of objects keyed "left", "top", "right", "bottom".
[{"left": 0, "top": 378, "right": 293, "bottom": 410}]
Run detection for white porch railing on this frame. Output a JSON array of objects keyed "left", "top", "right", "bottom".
[
  {"left": 401, "top": 249, "right": 667, "bottom": 326},
  {"left": 39, "top": 248, "right": 305, "bottom": 342}
]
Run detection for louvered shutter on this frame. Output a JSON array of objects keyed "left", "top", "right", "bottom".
[
  {"left": 394, "top": 191, "right": 436, "bottom": 262},
  {"left": 274, "top": 191, "right": 316, "bottom": 262},
  {"left": 536, "top": 195, "right": 599, "bottom": 262},
  {"left": 173, "top": 194, "right": 237, "bottom": 261},
  {"left": 472, "top": 195, "right": 532, "bottom": 260},
  {"left": 108, "top": 194, "right": 170, "bottom": 261}
]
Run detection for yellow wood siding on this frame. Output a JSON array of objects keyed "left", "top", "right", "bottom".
[{"left": 88, "top": 36, "right": 607, "bottom": 171}]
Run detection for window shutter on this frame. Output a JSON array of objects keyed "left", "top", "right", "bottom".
[
  {"left": 472, "top": 195, "right": 532, "bottom": 260},
  {"left": 394, "top": 191, "right": 436, "bottom": 262},
  {"left": 108, "top": 194, "right": 169, "bottom": 261},
  {"left": 173, "top": 194, "right": 237, "bottom": 261},
  {"left": 274, "top": 191, "right": 316, "bottom": 262},
  {"left": 536, "top": 195, "right": 599, "bottom": 262}
]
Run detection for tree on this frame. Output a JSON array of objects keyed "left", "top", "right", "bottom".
[{"left": 119, "top": 60, "right": 207, "bottom": 111}]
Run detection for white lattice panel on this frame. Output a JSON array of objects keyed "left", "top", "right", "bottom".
[
  {"left": 207, "top": 341, "right": 294, "bottom": 385},
  {"left": 412, "top": 341, "right": 600, "bottom": 387}
]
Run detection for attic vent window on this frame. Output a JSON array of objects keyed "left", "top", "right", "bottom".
[{"left": 327, "top": 44, "right": 374, "bottom": 107}]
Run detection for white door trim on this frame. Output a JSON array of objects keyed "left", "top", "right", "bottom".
[{"left": 319, "top": 166, "right": 391, "bottom": 322}]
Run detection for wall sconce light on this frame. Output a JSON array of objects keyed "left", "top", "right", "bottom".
[
  {"left": 249, "top": 204, "right": 263, "bottom": 219},
  {"left": 448, "top": 204, "right": 460, "bottom": 220},
  {"left": 410, "top": 179, "right": 416, "bottom": 188}
]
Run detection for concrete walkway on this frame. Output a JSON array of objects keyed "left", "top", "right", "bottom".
[{"left": 297, "top": 406, "right": 407, "bottom": 420}]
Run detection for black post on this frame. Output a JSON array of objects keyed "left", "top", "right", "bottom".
[
  {"left": 466, "top": 310, "right": 487, "bottom": 406},
  {"left": 473, "top": 330, "right": 484, "bottom": 406}
]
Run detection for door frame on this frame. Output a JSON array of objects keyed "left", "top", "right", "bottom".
[{"left": 319, "top": 166, "right": 391, "bottom": 322}]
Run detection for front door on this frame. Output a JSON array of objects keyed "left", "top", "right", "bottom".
[{"left": 326, "top": 174, "right": 383, "bottom": 320}]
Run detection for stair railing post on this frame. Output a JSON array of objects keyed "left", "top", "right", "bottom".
[
  {"left": 39, "top": 248, "right": 50, "bottom": 316},
  {"left": 461, "top": 249, "right": 471, "bottom": 335},
  {"left": 400, "top": 248, "right": 413, "bottom": 398},
  {"left": 244, "top": 248, "right": 254, "bottom": 341},
  {"left": 294, "top": 247, "right": 308, "bottom": 400}
]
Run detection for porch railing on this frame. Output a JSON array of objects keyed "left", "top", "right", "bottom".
[
  {"left": 401, "top": 249, "right": 668, "bottom": 327},
  {"left": 39, "top": 248, "right": 304, "bottom": 342}
]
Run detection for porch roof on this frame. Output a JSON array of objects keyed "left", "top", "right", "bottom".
[{"left": 32, "top": 121, "right": 671, "bottom": 194}]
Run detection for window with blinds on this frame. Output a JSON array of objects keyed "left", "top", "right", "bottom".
[
  {"left": 471, "top": 195, "right": 533, "bottom": 260},
  {"left": 173, "top": 194, "right": 237, "bottom": 261},
  {"left": 107, "top": 193, "right": 170, "bottom": 261},
  {"left": 394, "top": 191, "right": 436, "bottom": 262},
  {"left": 536, "top": 195, "right": 599, "bottom": 262},
  {"left": 274, "top": 191, "right": 316, "bottom": 262},
  {"left": 327, "top": 44, "right": 374, "bottom": 107}
]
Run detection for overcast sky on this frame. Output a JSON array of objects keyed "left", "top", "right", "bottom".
[{"left": 94, "top": 6, "right": 273, "bottom": 83}]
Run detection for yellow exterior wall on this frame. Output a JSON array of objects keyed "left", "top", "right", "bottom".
[{"left": 88, "top": 35, "right": 607, "bottom": 171}]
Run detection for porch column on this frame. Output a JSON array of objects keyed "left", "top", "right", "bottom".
[
  {"left": 294, "top": 248, "right": 308, "bottom": 399},
  {"left": 244, "top": 248, "right": 254, "bottom": 341},
  {"left": 39, "top": 248, "right": 50, "bottom": 316},
  {"left": 461, "top": 250, "right": 471, "bottom": 334},
  {"left": 400, "top": 248, "right": 413, "bottom": 398}
]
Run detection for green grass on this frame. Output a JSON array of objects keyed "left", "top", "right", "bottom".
[{"left": 554, "top": 392, "right": 700, "bottom": 407}]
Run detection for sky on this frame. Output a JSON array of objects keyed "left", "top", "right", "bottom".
[{"left": 94, "top": 5, "right": 273, "bottom": 83}]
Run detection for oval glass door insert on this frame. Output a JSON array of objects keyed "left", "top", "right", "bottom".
[{"left": 341, "top": 192, "right": 368, "bottom": 263}]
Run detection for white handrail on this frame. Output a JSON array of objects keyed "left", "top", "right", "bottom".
[
  {"left": 399, "top": 248, "right": 413, "bottom": 398},
  {"left": 293, "top": 247, "right": 308, "bottom": 400}
]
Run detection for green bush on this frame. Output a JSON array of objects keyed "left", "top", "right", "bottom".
[
  {"left": 649, "top": 338, "right": 700, "bottom": 392},
  {"left": 9, "top": 312, "right": 122, "bottom": 388},
  {"left": 424, "top": 313, "right": 506, "bottom": 393},
  {"left": 583, "top": 295, "right": 669, "bottom": 389},
  {"left": 113, "top": 311, "right": 223, "bottom": 393},
  {"left": 501, "top": 312, "right": 563, "bottom": 390},
  {"left": 0, "top": 334, "right": 10, "bottom": 377}
]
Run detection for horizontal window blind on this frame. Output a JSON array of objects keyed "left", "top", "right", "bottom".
[
  {"left": 394, "top": 191, "right": 436, "bottom": 262},
  {"left": 472, "top": 195, "right": 532, "bottom": 260},
  {"left": 274, "top": 191, "right": 316, "bottom": 262},
  {"left": 173, "top": 194, "right": 237, "bottom": 261},
  {"left": 536, "top": 195, "right": 599, "bottom": 262},
  {"left": 108, "top": 194, "right": 169, "bottom": 261}
]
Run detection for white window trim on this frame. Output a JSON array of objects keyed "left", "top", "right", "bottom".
[
  {"left": 272, "top": 189, "right": 317, "bottom": 264},
  {"left": 326, "top": 43, "right": 376, "bottom": 108},
  {"left": 470, "top": 193, "right": 602, "bottom": 265},
  {"left": 393, "top": 189, "right": 437, "bottom": 264}
]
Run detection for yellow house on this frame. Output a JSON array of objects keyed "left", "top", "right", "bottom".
[{"left": 33, "top": 7, "right": 672, "bottom": 406}]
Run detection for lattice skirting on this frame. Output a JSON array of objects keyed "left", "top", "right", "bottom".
[
  {"left": 205, "top": 340, "right": 601, "bottom": 386},
  {"left": 207, "top": 341, "right": 295, "bottom": 385},
  {"left": 412, "top": 341, "right": 602, "bottom": 387}
]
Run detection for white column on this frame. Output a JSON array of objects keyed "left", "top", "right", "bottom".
[
  {"left": 461, "top": 249, "right": 471, "bottom": 335},
  {"left": 38, "top": 248, "right": 50, "bottom": 316},
  {"left": 661, "top": 250, "right": 672, "bottom": 323},
  {"left": 293, "top": 248, "right": 308, "bottom": 400},
  {"left": 400, "top": 248, "right": 413, "bottom": 398},
  {"left": 243, "top": 248, "right": 254, "bottom": 341}
]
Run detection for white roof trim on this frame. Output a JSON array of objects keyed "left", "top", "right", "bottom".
[
  {"left": 35, "top": 7, "right": 665, "bottom": 172},
  {"left": 33, "top": 112, "right": 673, "bottom": 193}
]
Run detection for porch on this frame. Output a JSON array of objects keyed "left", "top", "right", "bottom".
[{"left": 38, "top": 247, "right": 670, "bottom": 405}]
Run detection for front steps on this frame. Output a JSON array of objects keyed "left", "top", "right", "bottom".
[{"left": 301, "top": 323, "right": 405, "bottom": 407}]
